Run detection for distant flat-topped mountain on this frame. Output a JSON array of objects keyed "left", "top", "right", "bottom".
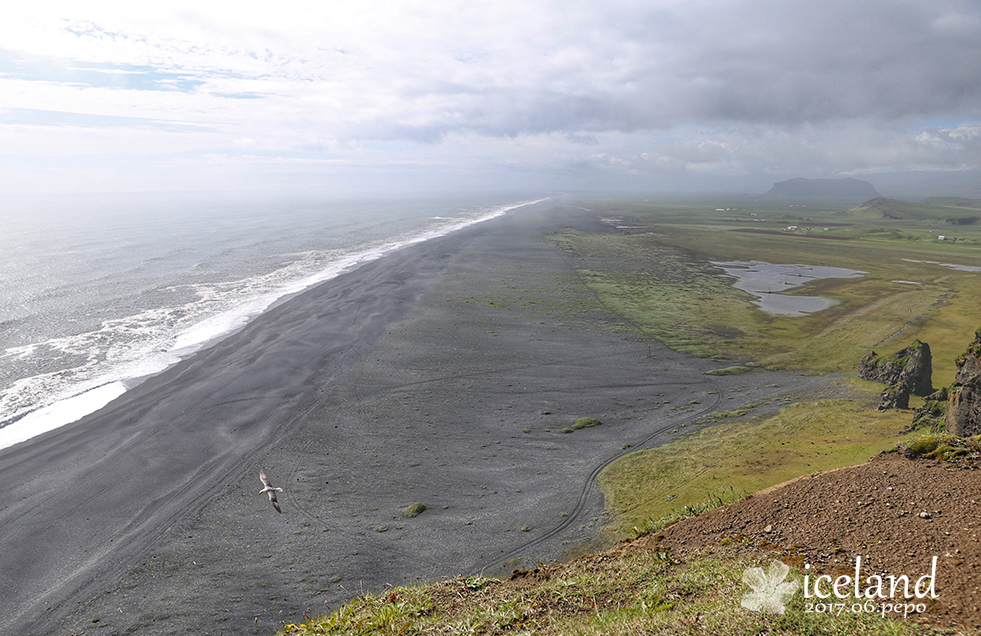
[{"left": 762, "top": 177, "right": 881, "bottom": 204}]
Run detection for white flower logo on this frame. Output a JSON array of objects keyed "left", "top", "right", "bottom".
[{"left": 741, "top": 560, "right": 799, "bottom": 614}]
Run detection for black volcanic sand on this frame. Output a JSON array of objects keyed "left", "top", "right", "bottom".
[{"left": 1, "top": 199, "right": 841, "bottom": 636}]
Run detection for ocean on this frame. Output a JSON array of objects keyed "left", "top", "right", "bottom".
[{"left": 0, "top": 192, "right": 544, "bottom": 449}]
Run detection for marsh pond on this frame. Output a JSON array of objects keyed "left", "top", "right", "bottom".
[{"left": 712, "top": 260, "right": 865, "bottom": 316}]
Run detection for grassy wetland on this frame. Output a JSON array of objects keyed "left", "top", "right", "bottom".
[
  {"left": 278, "top": 195, "right": 981, "bottom": 635},
  {"left": 573, "top": 196, "right": 981, "bottom": 536},
  {"left": 553, "top": 197, "right": 981, "bottom": 382}
]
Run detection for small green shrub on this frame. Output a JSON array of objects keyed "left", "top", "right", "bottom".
[
  {"left": 572, "top": 417, "right": 603, "bottom": 430},
  {"left": 463, "top": 576, "right": 486, "bottom": 590},
  {"left": 928, "top": 444, "right": 966, "bottom": 460},
  {"left": 906, "top": 435, "right": 940, "bottom": 456},
  {"left": 902, "top": 434, "right": 981, "bottom": 465}
]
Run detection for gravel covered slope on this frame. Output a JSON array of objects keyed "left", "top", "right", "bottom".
[{"left": 642, "top": 451, "right": 981, "bottom": 630}]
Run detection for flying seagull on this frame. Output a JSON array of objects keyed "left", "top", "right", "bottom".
[{"left": 259, "top": 470, "right": 283, "bottom": 513}]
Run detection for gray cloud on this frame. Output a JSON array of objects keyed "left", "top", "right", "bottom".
[
  {"left": 2, "top": 1, "right": 980, "bottom": 194},
  {"left": 333, "top": 0, "right": 981, "bottom": 142}
]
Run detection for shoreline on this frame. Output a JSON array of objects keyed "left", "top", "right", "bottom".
[
  {"left": 2, "top": 200, "right": 830, "bottom": 635},
  {"left": 0, "top": 198, "right": 547, "bottom": 453}
]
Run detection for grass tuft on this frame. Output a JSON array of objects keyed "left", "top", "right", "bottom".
[
  {"left": 628, "top": 492, "right": 744, "bottom": 539},
  {"left": 905, "top": 435, "right": 940, "bottom": 456},
  {"left": 572, "top": 417, "right": 604, "bottom": 430},
  {"left": 401, "top": 503, "right": 427, "bottom": 518}
]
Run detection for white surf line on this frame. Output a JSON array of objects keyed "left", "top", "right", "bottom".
[
  {"left": 0, "top": 383, "right": 127, "bottom": 450},
  {"left": 0, "top": 197, "right": 552, "bottom": 452}
]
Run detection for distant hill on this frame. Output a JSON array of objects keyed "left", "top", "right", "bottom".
[
  {"left": 923, "top": 196, "right": 981, "bottom": 209},
  {"left": 846, "top": 196, "right": 981, "bottom": 224},
  {"left": 762, "top": 177, "right": 881, "bottom": 204}
]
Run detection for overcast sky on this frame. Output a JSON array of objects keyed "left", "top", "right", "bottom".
[{"left": 2, "top": 1, "right": 979, "bottom": 197}]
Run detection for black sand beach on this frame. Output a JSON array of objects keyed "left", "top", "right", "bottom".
[{"left": 1, "top": 200, "right": 828, "bottom": 635}]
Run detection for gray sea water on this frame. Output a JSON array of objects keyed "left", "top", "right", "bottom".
[{"left": 0, "top": 192, "right": 545, "bottom": 449}]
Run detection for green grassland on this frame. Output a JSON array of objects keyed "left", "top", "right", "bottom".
[
  {"left": 272, "top": 195, "right": 978, "bottom": 635},
  {"left": 554, "top": 196, "right": 981, "bottom": 384},
  {"left": 278, "top": 547, "right": 938, "bottom": 636},
  {"left": 599, "top": 391, "right": 917, "bottom": 538},
  {"left": 571, "top": 196, "right": 981, "bottom": 539},
  {"left": 847, "top": 196, "right": 981, "bottom": 222}
]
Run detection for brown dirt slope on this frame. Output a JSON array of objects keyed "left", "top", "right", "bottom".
[{"left": 636, "top": 452, "right": 981, "bottom": 631}]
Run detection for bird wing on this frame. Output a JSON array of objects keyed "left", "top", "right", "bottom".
[
  {"left": 259, "top": 470, "right": 283, "bottom": 512},
  {"left": 268, "top": 490, "right": 282, "bottom": 513}
]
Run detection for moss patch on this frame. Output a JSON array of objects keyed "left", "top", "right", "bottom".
[
  {"left": 401, "top": 503, "right": 427, "bottom": 518},
  {"left": 572, "top": 417, "right": 604, "bottom": 430}
]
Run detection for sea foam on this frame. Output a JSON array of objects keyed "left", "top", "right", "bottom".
[{"left": 0, "top": 197, "right": 547, "bottom": 451}]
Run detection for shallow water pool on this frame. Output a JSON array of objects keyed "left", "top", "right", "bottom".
[{"left": 711, "top": 260, "right": 865, "bottom": 316}]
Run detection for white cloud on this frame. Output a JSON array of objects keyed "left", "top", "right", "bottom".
[{"left": 0, "top": 0, "right": 979, "bottom": 194}]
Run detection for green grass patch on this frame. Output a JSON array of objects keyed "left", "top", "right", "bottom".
[
  {"left": 599, "top": 397, "right": 918, "bottom": 538},
  {"left": 277, "top": 548, "right": 938, "bottom": 636},
  {"left": 552, "top": 198, "right": 981, "bottom": 375},
  {"left": 401, "top": 503, "right": 427, "bottom": 518},
  {"left": 626, "top": 494, "right": 743, "bottom": 539},
  {"left": 572, "top": 417, "right": 604, "bottom": 430},
  {"left": 904, "top": 433, "right": 981, "bottom": 464},
  {"left": 905, "top": 435, "right": 941, "bottom": 456}
]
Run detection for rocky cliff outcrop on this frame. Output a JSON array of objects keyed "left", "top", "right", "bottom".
[
  {"left": 908, "top": 387, "right": 948, "bottom": 432},
  {"left": 859, "top": 340, "right": 933, "bottom": 410},
  {"left": 954, "top": 333, "right": 981, "bottom": 384},
  {"left": 877, "top": 385, "right": 910, "bottom": 410},
  {"left": 945, "top": 330, "right": 981, "bottom": 437}
]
